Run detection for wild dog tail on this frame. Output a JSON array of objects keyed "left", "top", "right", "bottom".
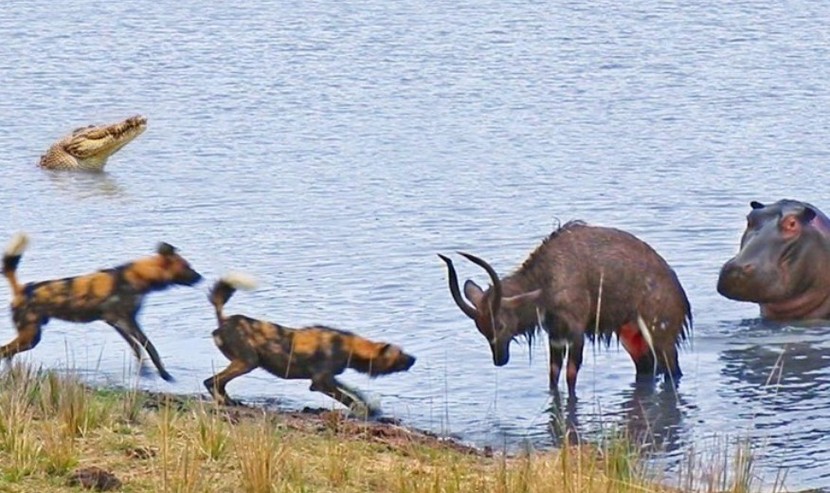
[
  {"left": 3, "top": 233, "right": 29, "bottom": 297},
  {"left": 209, "top": 272, "right": 257, "bottom": 324}
]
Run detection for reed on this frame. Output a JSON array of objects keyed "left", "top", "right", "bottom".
[
  {"left": 0, "top": 361, "right": 790, "bottom": 492},
  {"left": 233, "top": 415, "right": 286, "bottom": 493},
  {"left": 194, "top": 401, "right": 230, "bottom": 461}
]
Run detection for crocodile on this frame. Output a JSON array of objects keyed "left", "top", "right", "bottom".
[{"left": 39, "top": 115, "right": 147, "bottom": 171}]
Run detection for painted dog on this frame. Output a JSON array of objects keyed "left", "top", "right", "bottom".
[
  {"left": 204, "top": 274, "right": 416, "bottom": 416},
  {"left": 1, "top": 233, "right": 202, "bottom": 381}
]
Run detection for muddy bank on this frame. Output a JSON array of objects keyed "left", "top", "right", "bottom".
[{"left": 137, "top": 387, "right": 490, "bottom": 457}]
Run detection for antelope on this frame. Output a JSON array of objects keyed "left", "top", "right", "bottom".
[{"left": 439, "top": 220, "right": 692, "bottom": 396}]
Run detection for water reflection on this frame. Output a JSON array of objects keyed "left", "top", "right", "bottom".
[
  {"left": 620, "top": 383, "right": 687, "bottom": 454},
  {"left": 4, "top": 0, "right": 830, "bottom": 488},
  {"left": 548, "top": 382, "right": 687, "bottom": 455},
  {"left": 714, "top": 320, "right": 830, "bottom": 487},
  {"left": 45, "top": 170, "right": 126, "bottom": 199},
  {"left": 719, "top": 322, "right": 830, "bottom": 409}
]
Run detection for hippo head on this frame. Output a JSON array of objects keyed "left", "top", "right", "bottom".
[{"left": 717, "top": 199, "right": 830, "bottom": 320}]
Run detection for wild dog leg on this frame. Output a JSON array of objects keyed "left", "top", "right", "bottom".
[
  {"left": 116, "top": 316, "right": 175, "bottom": 382},
  {"left": 310, "top": 374, "right": 377, "bottom": 416},
  {"left": 203, "top": 359, "right": 255, "bottom": 406},
  {"left": 0, "top": 325, "right": 43, "bottom": 359},
  {"left": 104, "top": 317, "right": 150, "bottom": 375}
]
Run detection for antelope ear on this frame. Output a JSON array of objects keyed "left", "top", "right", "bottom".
[
  {"left": 463, "top": 280, "right": 485, "bottom": 305},
  {"left": 501, "top": 289, "right": 542, "bottom": 308}
]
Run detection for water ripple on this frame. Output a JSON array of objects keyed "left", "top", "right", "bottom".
[{"left": 2, "top": 0, "right": 830, "bottom": 490}]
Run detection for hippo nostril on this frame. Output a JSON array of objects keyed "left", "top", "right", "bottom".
[{"left": 724, "top": 261, "right": 754, "bottom": 279}]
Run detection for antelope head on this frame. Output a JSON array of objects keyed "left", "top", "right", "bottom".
[{"left": 438, "top": 253, "right": 541, "bottom": 366}]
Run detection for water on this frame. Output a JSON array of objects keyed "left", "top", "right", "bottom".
[{"left": 2, "top": 1, "right": 830, "bottom": 490}]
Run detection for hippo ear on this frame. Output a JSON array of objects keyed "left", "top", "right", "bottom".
[
  {"left": 801, "top": 207, "right": 817, "bottom": 223},
  {"left": 750, "top": 201, "right": 765, "bottom": 210}
]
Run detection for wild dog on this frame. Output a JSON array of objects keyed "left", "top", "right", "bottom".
[
  {"left": 204, "top": 274, "right": 416, "bottom": 416},
  {"left": 1, "top": 233, "right": 202, "bottom": 381}
]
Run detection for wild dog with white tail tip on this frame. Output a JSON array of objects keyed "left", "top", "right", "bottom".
[
  {"left": 204, "top": 273, "right": 416, "bottom": 416},
  {"left": 1, "top": 233, "right": 202, "bottom": 381}
]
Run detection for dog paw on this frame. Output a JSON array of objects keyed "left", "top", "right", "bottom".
[
  {"left": 367, "top": 406, "right": 383, "bottom": 419},
  {"left": 138, "top": 363, "right": 154, "bottom": 378},
  {"left": 348, "top": 403, "right": 381, "bottom": 420}
]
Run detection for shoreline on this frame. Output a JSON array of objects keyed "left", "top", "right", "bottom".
[
  {"left": 0, "top": 364, "right": 791, "bottom": 492},
  {"left": 135, "top": 386, "right": 490, "bottom": 458}
]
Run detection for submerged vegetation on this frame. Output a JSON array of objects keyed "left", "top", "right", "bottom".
[{"left": 0, "top": 362, "right": 785, "bottom": 492}]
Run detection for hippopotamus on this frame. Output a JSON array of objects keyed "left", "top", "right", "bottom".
[{"left": 717, "top": 199, "right": 830, "bottom": 321}]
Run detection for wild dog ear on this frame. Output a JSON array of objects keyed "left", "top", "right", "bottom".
[
  {"left": 801, "top": 206, "right": 817, "bottom": 223},
  {"left": 750, "top": 201, "right": 765, "bottom": 210},
  {"left": 463, "top": 280, "right": 485, "bottom": 305},
  {"left": 157, "top": 242, "right": 177, "bottom": 256},
  {"left": 501, "top": 289, "right": 542, "bottom": 309}
]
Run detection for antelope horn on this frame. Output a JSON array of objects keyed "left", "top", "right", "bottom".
[
  {"left": 458, "top": 252, "right": 502, "bottom": 318},
  {"left": 438, "top": 254, "right": 478, "bottom": 319}
]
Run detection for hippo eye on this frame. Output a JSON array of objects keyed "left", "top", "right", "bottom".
[{"left": 780, "top": 215, "right": 800, "bottom": 235}]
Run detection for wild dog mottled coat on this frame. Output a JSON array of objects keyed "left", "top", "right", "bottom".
[
  {"left": 1, "top": 233, "right": 202, "bottom": 381},
  {"left": 204, "top": 274, "right": 416, "bottom": 415}
]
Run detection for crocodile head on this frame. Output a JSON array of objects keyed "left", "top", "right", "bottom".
[{"left": 39, "top": 115, "right": 147, "bottom": 171}]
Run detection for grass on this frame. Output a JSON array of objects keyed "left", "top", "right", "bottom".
[{"left": 0, "top": 362, "right": 786, "bottom": 493}]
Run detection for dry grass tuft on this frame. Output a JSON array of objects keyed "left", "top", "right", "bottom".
[{"left": 0, "top": 362, "right": 789, "bottom": 492}]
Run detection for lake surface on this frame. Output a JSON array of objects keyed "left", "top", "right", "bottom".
[{"left": 2, "top": 1, "right": 830, "bottom": 490}]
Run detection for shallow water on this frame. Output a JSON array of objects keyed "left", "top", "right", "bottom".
[{"left": 2, "top": 1, "right": 830, "bottom": 490}]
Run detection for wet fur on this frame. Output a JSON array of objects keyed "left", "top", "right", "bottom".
[
  {"left": 1, "top": 233, "right": 202, "bottom": 381},
  {"left": 442, "top": 220, "right": 692, "bottom": 394},
  {"left": 204, "top": 276, "right": 416, "bottom": 415},
  {"left": 535, "top": 222, "right": 692, "bottom": 343}
]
